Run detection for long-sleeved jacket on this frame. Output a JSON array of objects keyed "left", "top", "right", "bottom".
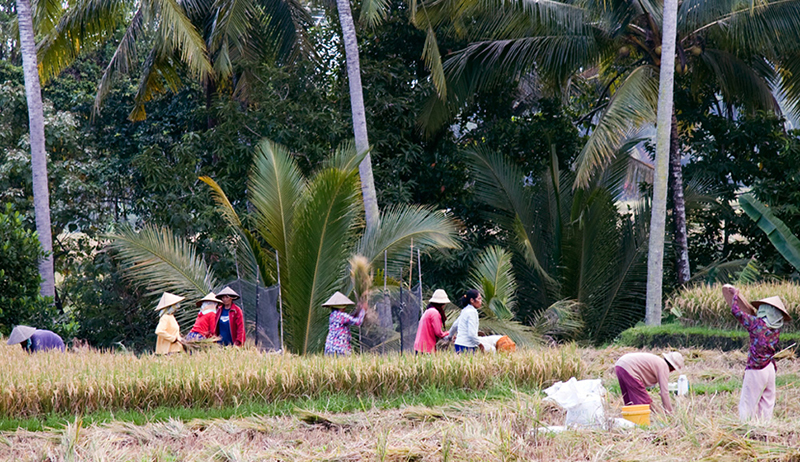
[
  {"left": 450, "top": 305, "right": 480, "bottom": 348},
  {"left": 615, "top": 352, "right": 673, "bottom": 413},
  {"left": 190, "top": 311, "right": 217, "bottom": 338},
  {"left": 214, "top": 303, "right": 246, "bottom": 346},
  {"left": 25, "top": 330, "right": 65, "bottom": 352},
  {"left": 414, "top": 308, "right": 449, "bottom": 353},
  {"left": 155, "top": 314, "right": 183, "bottom": 354}
]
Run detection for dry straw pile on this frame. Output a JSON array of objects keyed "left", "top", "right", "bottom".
[
  {"left": 2, "top": 347, "right": 799, "bottom": 461},
  {"left": 0, "top": 343, "right": 582, "bottom": 418},
  {"left": 668, "top": 282, "right": 800, "bottom": 332}
]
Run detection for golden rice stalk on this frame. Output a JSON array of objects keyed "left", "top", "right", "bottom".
[{"left": 349, "top": 254, "right": 373, "bottom": 308}]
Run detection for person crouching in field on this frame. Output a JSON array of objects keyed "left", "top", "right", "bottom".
[
  {"left": 614, "top": 351, "right": 684, "bottom": 414},
  {"left": 324, "top": 291, "right": 365, "bottom": 356},
  {"left": 186, "top": 292, "right": 222, "bottom": 340},
  {"left": 414, "top": 289, "right": 451, "bottom": 354},
  {"left": 723, "top": 284, "right": 792, "bottom": 422},
  {"left": 155, "top": 292, "right": 185, "bottom": 355},
  {"left": 7, "top": 325, "right": 65, "bottom": 352}
]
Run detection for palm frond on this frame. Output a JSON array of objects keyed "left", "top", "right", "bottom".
[
  {"left": 359, "top": 0, "right": 390, "bottom": 28},
  {"left": 107, "top": 224, "right": 217, "bottom": 325},
  {"left": 573, "top": 64, "right": 659, "bottom": 188},
  {"left": 467, "top": 246, "right": 517, "bottom": 320},
  {"left": 356, "top": 204, "right": 461, "bottom": 276},
  {"left": 777, "top": 52, "right": 800, "bottom": 120},
  {"left": 466, "top": 146, "right": 557, "bottom": 284},
  {"left": 697, "top": 49, "right": 778, "bottom": 112},
  {"left": 200, "top": 176, "right": 273, "bottom": 285},
  {"left": 529, "top": 299, "right": 584, "bottom": 343},
  {"left": 128, "top": 46, "right": 183, "bottom": 121},
  {"left": 93, "top": 7, "right": 144, "bottom": 114},
  {"left": 422, "top": 27, "right": 447, "bottom": 98},
  {"left": 37, "top": 0, "right": 130, "bottom": 83},
  {"left": 283, "top": 166, "right": 362, "bottom": 354},
  {"left": 208, "top": 0, "right": 260, "bottom": 79},
  {"left": 248, "top": 139, "right": 306, "bottom": 276},
  {"left": 149, "top": 0, "right": 212, "bottom": 78}
]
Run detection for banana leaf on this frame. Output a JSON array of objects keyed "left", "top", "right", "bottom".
[{"left": 739, "top": 193, "right": 800, "bottom": 271}]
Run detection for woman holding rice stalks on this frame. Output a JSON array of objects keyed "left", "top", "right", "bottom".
[
  {"left": 324, "top": 291, "right": 365, "bottom": 356},
  {"left": 447, "top": 289, "right": 483, "bottom": 353},
  {"left": 723, "top": 284, "right": 792, "bottom": 422},
  {"left": 414, "top": 289, "right": 451, "bottom": 354},
  {"left": 155, "top": 292, "right": 185, "bottom": 355}
]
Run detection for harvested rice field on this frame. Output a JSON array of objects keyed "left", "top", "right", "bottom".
[{"left": 2, "top": 346, "right": 799, "bottom": 461}]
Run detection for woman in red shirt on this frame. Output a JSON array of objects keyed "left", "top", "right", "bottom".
[
  {"left": 414, "top": 289, "right": 451, "bottom": 353},
  {"left": 186, "top": 292, "right": 222, "bottom": 340}
]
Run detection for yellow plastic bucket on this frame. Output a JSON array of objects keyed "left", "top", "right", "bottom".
[{"left": 621, "top": 404, "right": 651, "bottom": 426}]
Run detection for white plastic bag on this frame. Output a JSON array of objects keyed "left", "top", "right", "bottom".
[{"left": 543, "top": 378, "right": 606, "bottom": 428}]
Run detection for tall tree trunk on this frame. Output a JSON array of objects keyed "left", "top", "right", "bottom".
[
  {"left": 645, "top": 0, "right": 678, "bottom": 326},
  {"left": 669, "top": 110, "right": 691, "bottom": 285},
  {"left": 335, "top": 0, "right": 380, "bottom": 229},
  {"left": 16, "top": 0, "right": 56, "bottom": 298}
]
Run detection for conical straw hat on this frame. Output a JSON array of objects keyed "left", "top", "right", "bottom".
[
  {"left": 663, "top": 351, "right": 684, "bottom": 370},
  {"left": 322, "top": 291, "right": 354, "bottom": 307},
  {"left": 7, "top": 325, "right": 36, "bottom": 345},
  {"left": 196, "top": 292, "right": 223, "bottom": 307},
  {"left": 429, "top": 289, "right": 451, "bottom": 304},
  {"left": 155, "top": 292, "right": 186, "bottom": 311},
  {"left": 752, "top": 295, "right": 792, "bottom": 322},
  {"left": 216, "top": 286, "right": 240, "bottom": 300},
  {"left": 722, "top": 284, "right": 756, "bottom": 316}
]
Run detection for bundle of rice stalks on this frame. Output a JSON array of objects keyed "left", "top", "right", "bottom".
[
  {"left": 180, "top": 336, "right": 221, "bottom": 351},
  {"left": 773, "top": 343, "right": 796, "bottom": 361},
  {"left": 401, "top": 406, "right": 447, "bottom": 422},
  {"left": 349, "top": 255, "right": 373, "bottom": 308},
  {"left": 294, "top": 408, "right": 349, "bottom": 429}
]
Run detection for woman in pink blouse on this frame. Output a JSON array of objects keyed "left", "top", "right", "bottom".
[{"left": 414, "top": 289, "right": 451, "bottom": 353}]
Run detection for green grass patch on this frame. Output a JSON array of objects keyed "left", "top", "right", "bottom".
[
  {"left": 615, "top": 324, "right": 800, "bottom": 351},
  {"left": 0, "top": 380, "right": 536, "bottom": 432}
]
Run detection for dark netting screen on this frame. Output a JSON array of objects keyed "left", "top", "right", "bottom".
[
  {"left": 218, "top": 279, "right": 281, "bottom": 351},
  {"left": 357, "top": 285, "right": 422, "bottom": 354}
]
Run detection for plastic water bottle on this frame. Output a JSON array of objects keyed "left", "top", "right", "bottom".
[{"left": 677, "top": 375, "right": 689, "bottom": 396}]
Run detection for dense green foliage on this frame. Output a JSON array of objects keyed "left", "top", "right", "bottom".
[{"left": 2, "top": 0, "right": 800, "bottom": 349}]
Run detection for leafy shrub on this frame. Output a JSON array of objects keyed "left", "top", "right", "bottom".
[
  {"left": 667, "top": 282, "right": 800, "bottom": 333},
  {"left": 0, "top": 204, "right": 79, "bottom": 339},
  {"left": 616, "top": 324, "right": 800, "bottom": 351}
]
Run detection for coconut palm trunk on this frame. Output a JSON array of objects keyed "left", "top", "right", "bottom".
[
  {"left": 335, "top": 0, "right": 380, "bottom": 230},
  {"left": 669, "top": 110, "right": 691, "bottom": 285},
  {"left": 645, "top": 0, "right": 678, "bottom": 326},
  {"left": 16, "top": 0, "right": 55, "bottom": 298}
]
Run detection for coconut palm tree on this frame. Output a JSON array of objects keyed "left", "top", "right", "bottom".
[
  {"left": 15, "top": 0, "right": 55, "bottom": 298},
  {"left": 467, "top": 146, "right": 650, "bottom": 342},
  {"left": 37, "top": 0, "right": 310, "bottom": 121},
  {"left": 334, "top": 0, "right": 381, "bottom": 230},
  {"left": 414, "top": 0, "right": 800, "bottom": 289},
  {"left": 109, "top": 139, "right": 460, "bottom": 353}
]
